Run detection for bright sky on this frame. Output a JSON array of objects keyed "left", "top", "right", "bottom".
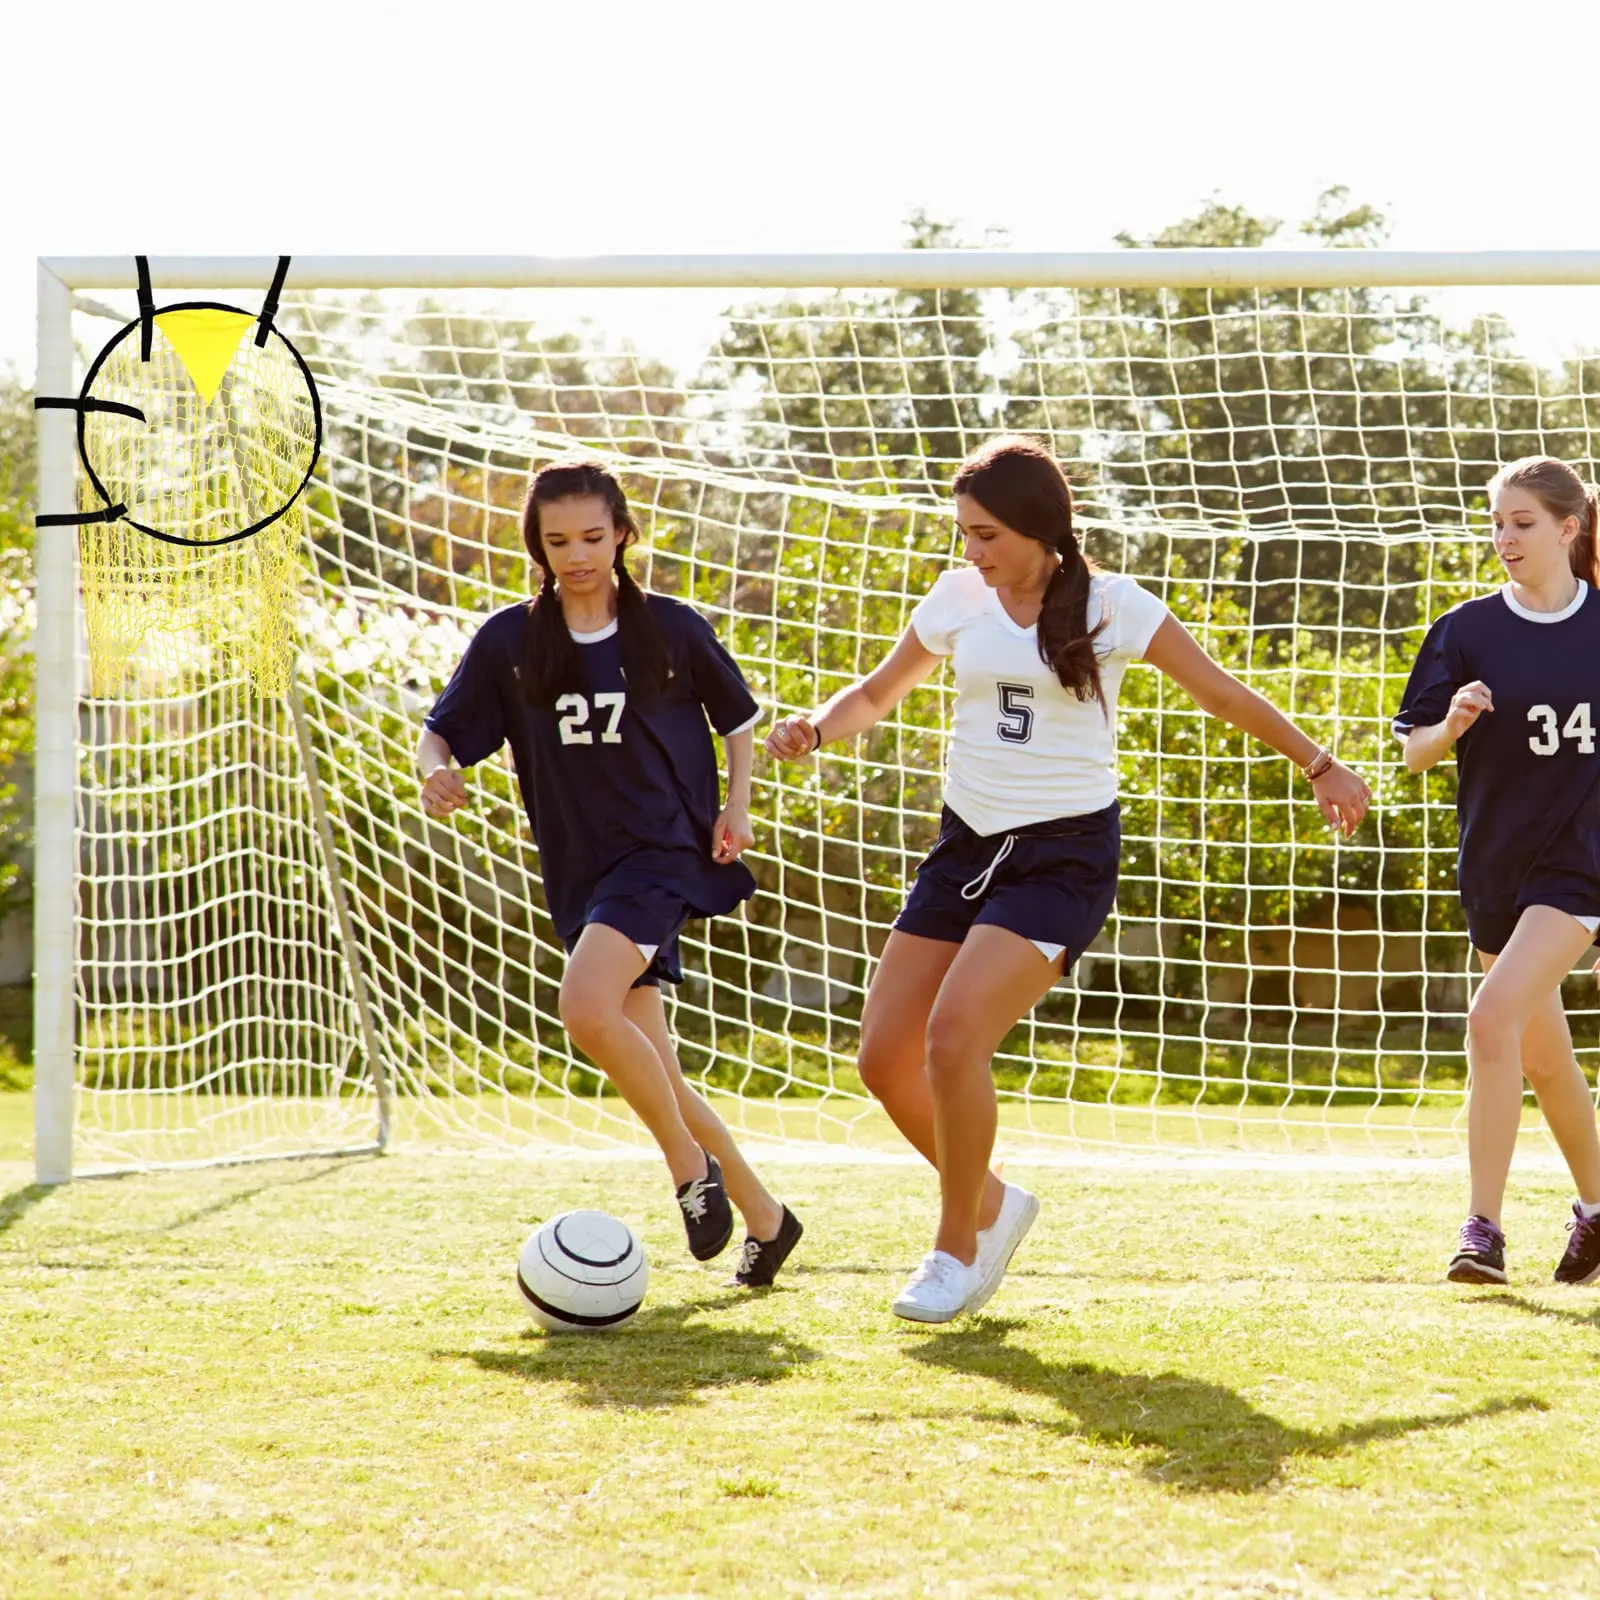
[{"left": 10, "top": 0, "right": 1600, "bottom": 376}]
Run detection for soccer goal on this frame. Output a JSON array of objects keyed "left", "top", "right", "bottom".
[{"left": 33, "top": 250, "right": 1600, "bottom": 1181}]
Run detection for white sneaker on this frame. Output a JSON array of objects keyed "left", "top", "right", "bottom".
[
  {"left": 967, "top": 1183, "right": 1040, "bottom": 1313},
  {"left": 891, "top": 1250, "right": 980, "bottom": 1323}
]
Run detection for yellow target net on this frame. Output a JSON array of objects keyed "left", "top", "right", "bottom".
[{"left": 47, "top": 261, "right": 320, "bottom": 696}]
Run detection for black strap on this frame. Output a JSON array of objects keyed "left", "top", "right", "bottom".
[
  {"left": 136, "top": 255, "right": 154, "bottom": 362},
  {"left": 255, "top": 255, "right": 290, "bottom": 347},
  {"left": 37, "top": 503, "right": 128, "bottom": 529},
  {"left": 34, "top": 396, "right": 147, "bottom": 423}
]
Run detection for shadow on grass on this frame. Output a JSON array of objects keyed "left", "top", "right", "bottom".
[
  {"left": 0, "top": 1182, "right": 55, "bottom": 1238},
  {"left": 906, "top": 1317, "right": 1545, "bottom": 1493},
  {"left": 5, "top": 1158, "right": 378, "bottom": 1262},
  {"left": 1473, "top": 1291, "right": 1600, "bottom": 1332},
  {"left": 440, "top": 1293, "right": 820, "bottom": 1410},
  {"left": 100, "top": 1155, "right": 380, "bottom": 1241}
]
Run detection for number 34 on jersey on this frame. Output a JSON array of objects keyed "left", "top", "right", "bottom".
[{"left": 1528, "top": 702, "right": 1596, "bottom": 756}]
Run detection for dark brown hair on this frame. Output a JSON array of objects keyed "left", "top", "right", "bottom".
[
  {"left": 520, "top": 460, "right": 670, "bottom": 704},
  {"left": 1488, "top": 455, "right": 1600, "bottom": 587},
  {"left": 952, "top": 435, "right": 1106, "bottom": 706}
]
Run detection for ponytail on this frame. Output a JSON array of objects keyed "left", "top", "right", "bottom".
[
  {"left": 1036, "top": 539, "right": 1106, "bottom": 709},
  {"left": 519, "top": 459, "right": 671, "bottom": 705},
  {"left": 1579, "top": 488, "right": 1600, "bottom": 589},
  {"left": 952, "top": 435, "right": 1107, "bottom": 705}
]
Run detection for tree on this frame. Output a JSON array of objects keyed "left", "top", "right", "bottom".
[
  {"left": 288, "top": 296, "right": 695, "bottom": 611},
  {"left": 0, "top": 371, "right": 34, "bottom": 930},
  {"left": 1000, "top": 189, "right": 1572, "bottom": 650},
  {"left": 704, "top": 211, "right": 994, "bottom": 490}
]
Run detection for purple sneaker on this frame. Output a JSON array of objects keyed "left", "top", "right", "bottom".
[
  {"left": 1447, "top": 1214, "right": 1507, "bottom": 1285},
  {"left": 1554, "top": 1203, "right": 1600, "bottom": 1286}
]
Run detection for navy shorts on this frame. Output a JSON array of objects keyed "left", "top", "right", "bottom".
[
  {"left": 894, "top": 803, "right": 1121, "bottom": 967},
  {"left": 562, "top": 881, "right": 693, "bottom": 988},
  {"left": 1468, "top": 888, "right": 1600, "bottom": 957}
]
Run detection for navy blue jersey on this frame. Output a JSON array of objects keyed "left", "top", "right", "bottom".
[
  {"left": 423, "top": 594, "right": 760, "bottom": 941},
  {"left": 1393, "top": 583, "right": 1600, "bottom": 941}
]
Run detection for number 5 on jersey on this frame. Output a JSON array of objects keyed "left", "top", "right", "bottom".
[
  {"left": 557, "top": 691, "right": 626, "bottom": 745},
  {"left": 1528, "top": 702, "right": 1595, "bottom": 756},
  {"left": 997, "top": 682, "right": 1034, "bottom": 745}
]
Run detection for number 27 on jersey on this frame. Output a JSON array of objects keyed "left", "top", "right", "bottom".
[{"left": 557, "top": 692, "right": 625, "bottom": 745}]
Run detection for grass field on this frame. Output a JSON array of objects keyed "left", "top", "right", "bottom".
[{"left": 5, "top": 1104, "right": 1600, "bottom": 1598}]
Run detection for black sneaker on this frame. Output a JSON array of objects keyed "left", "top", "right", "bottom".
[
  {"left": 1447, "top": 1214, "right": 1508, "bottom": 1284},
  {"left": 676, "top": 1150, "right": 734, "bottom": 1261},
  {"left": 1553, "top": 1202, "right": 1600, "bottom": 1286},
  {"left": 729, "top": 1205, "right": 803, "bottom": 1288}
]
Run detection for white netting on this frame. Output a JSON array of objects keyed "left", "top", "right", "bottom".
[{"left": 63, "top": 270, "right": 1600, "bottom": 1168}]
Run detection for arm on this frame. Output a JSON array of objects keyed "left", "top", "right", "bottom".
[
  {"left": 1400, "top": 682, "right": 1493, "bottom": 774},
  {"left": 1140, "top": 615, "right": 1372, "bottom": 838},
  {"left": 712, "top": 725, "right": 755, "bottom": 862},
  {"left": 765, "top": 626, "right": 943, "bottom": 761},
  {"left": 417, "top": 726, "right": 470, "bottom": 819}
]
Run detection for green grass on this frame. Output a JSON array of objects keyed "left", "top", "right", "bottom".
[{"left": 5, "top": 1134, "right": 1600, "bottom": 1597}]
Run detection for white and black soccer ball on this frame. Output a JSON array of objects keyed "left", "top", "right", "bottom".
[{"left": 517, "top": 1210, "right": 649, "bottom": 1333}]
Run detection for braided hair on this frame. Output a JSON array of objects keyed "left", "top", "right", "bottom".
[{"left": 519, "top": 460, "right": 671, "bottom": 706}]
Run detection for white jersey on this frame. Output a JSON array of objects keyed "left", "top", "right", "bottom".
[{"left": 911, "top": 566, "right": 1171, "bottom": 834}]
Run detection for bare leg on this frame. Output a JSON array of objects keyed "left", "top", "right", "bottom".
[
  {"left": 560, "top": 924, "right": 703, "bottom": 1188},
  {"left": 624, "top": 985, "right": 786, "bottom": 1240},
  {"left": 858, "top": 931, "right": 1006, "bottom": 1231},
  {"left": 924, "top": 926, "right": 1063, "bottom": 1265},
  {"left": 1467, "top": 908, "right": 1596, "bottom": 1225},
  {"left": 1480, "top": 948, "right": 1600, "bottom": 1206}
]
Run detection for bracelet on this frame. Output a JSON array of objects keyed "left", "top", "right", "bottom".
[
  {"left": 808, "top": 719, "right": 824, "bottom": 754},
  {"left": 1302, "top": 747, "right": 1335, "bottom": 782}
]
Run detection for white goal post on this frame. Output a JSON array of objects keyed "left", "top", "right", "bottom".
[{"left": 34, "top": 250, "right": 1600, "bottom": 1182}]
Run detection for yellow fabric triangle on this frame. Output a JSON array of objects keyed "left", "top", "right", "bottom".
[{"left": 154, "top": 309, "right": 255, "bottom": 406}]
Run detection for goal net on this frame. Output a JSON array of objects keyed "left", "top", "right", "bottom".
[{"left": 36, "top": 254, "right": 1600, "bottom": 1175}]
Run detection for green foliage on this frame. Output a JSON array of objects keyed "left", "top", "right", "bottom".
[
  {"left": 707, "top": 211, "right": 993, "bottom": 487},
  {"left": 0, "top": 371, "right": 34, "bottom": 929},
  {"left": 38, "top": 197, "right": 1600, "bottom": 1111},
  {"left": 0, "top": 1043, "right": 29, "bottom": 1093},
  {"left": 289, "top": 295, "right": 696, "bottom": 609}
]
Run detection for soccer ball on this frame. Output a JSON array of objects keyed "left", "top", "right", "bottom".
[{"left": 517, "top": 1210, "right": 649, "bottom": 1333}]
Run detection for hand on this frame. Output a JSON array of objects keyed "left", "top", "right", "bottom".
[
  {"left": 1445, "top": 680, "right": 1493, "bottom": 741},
  {"left": 712, "top": 804, "right": 754, "bottom": 863},
  {"left": 765, "top": 716, "right": 819, "bottom": 762},
  {"left": 421, "top": 767, "right": 469, "bottom": 819},
  {"left": 1311, "top": 760, "right": 1372, "bottom": 838}
]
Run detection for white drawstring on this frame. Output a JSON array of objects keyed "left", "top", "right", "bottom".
[{"left": 960, "top": 834, "right": 1015, "bottom": 901}]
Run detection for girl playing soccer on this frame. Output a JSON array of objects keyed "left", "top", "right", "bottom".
[
  {"left": 1394, "top": 455, "right": 1600, "bottom": 1287},
  {"left": 418, "top": 460, "right": 802, "bottom": 1286},
  {"left": 767, "top": 436, "right": 1370, "bottom": 1323}
]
